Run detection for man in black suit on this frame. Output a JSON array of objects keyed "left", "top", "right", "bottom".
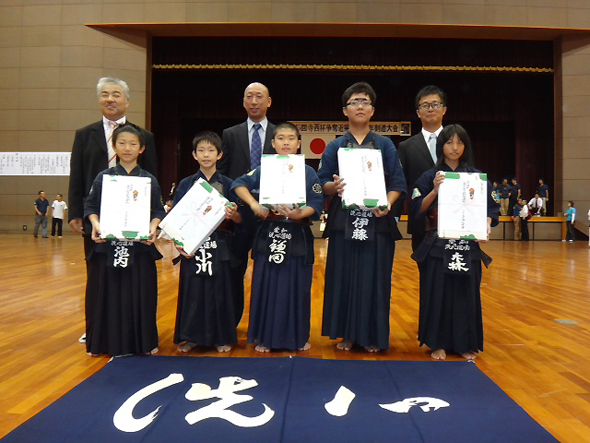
[
  {"left": 218, "top": 82, "right": 275, "bottom": 325},
  {"left": 68, "top": 76, "right": 158, "bottom": 343},
  {"left": 218, "top": 82, "right": 275, "bottom": 179},
  {"left": 397, "top": 85, "right": 447, "bottom": 251}
]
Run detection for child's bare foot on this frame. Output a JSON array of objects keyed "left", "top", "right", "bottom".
[
  {"left": 364, "top": 345, "right": 380, "bottom": 353},
  {"left": 177, "top": 342, "right": 197, "bottom": 353},
  {"left": 87, "top": 352, "right": 100, "bottom": 357},
  {"left": 216, "top": 344, "right": 232, "bottom": 353},
  {"left": 336, "top": 340, "right": 353, "bottom": 351},
  {"left": 431, "top": 349, "right": 446, "bottom": 360},
  {"left": 298, "top": 342, "right": 311, "bottom": 351},
  {"left": 461, "top": 351, "right": 477, "bottom": 360},
  {"left": 146, "top": 347, "right": 158, "bottom": 355},
  {"left": 255, "top": 345, "right": 270, "bottom": 353}
]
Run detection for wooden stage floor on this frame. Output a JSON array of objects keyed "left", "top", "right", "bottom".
[{"left": 1, "top": 234, "right": 589, "bottom": 441}]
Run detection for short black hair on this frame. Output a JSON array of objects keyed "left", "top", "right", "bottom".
[
  {"left": 415, "top": 85, "right": 447, "bottom": 109},
  {"left": 192, "top": 131, "right": 222, "bottom": 154},
  {"left": 273, "top": 122, "right": 300, "bottom": 139},
  {"left": 569, "top": 200, "right": 575, "bottom": 207},
  {"left": 435, "top": 124, "right": 474, "bottom": 169},
  {"left": 112, "top": 123, "right": 145, "bottom": 147},
  {"left": 342, "top": 82, "right": 376, "bottom": 107}
]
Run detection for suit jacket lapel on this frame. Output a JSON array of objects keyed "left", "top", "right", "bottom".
[
  {"left": 263, "top": 124, "right": 274, "bottom": 154},
  {"left": 416, "top": 134, "right": 435, "bottom": 166},
  {"left": 91, "top": 121, "right": 108, "bottom": 154},
  {"left": 238, "top": 122, "right": 250, "bottom": 162}
]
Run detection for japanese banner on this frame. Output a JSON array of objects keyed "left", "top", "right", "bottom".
[
  {"left": 0, "top": 152, "right": 70, "bottom": 176},
  {"left": 3, "top": 356, "right": 557, "bottom": 443},
  {"left": 292, "top": 121, "right": 411, "bottom": 159}
]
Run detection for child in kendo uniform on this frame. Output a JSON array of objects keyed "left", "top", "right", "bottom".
[
  {"left": 232, "top": 122, "right": 323, "bottom": 352},
  {"left": 84, "top": 123, "right": 165, "bottom": 357},
  {"left": 173, "top": 131, "right": 242, "bottom": 354}
]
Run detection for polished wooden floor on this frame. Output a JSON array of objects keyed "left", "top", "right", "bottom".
[{"left": 1, "top": 234, "right": 590, "bottom": 441}]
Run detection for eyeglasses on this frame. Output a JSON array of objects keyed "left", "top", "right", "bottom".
[
  {"left": 418, "top": 101, "right": 444, "bottom": 110},
  {"left": 347, "top": 99, "right": 372, "bottom": 107}
]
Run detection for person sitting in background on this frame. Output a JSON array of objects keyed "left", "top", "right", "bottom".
[{"left": 528, "top": 193, "right": 543, "bottom": 216}]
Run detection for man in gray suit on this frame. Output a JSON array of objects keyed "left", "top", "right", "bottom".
[
  {"left": 68, "top": 76, "right": 157, "bottom": 343},
  {"left": 397, "top": 85, "right": 447, "bottom": 251},
  {"left": 218, "top": 82, "right": 275, "bottom": 324}
]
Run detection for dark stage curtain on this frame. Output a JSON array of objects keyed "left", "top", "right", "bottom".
[{"left": 150, "top": 37, "right": 554, "bottom": 214}]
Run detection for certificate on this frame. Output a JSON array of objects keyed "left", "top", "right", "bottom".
[
  {"left": 337, "top": 148, "right": 388, "bottom": 210},
  {"left": 437, "top": 172, "right": 489, "bottom": 241},
  {"left": 159, "top": 178, "right": 229, "bottom": 255},
  {"left": 259, "top": 154, "right": 306, "bottom": 210},
  {"left": 99, "top": 175, "right": 151, "bottom": 241}
]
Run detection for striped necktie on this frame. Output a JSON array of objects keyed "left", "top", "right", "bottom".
[
  {"left": 250, "top": 123, "right": 262, "bottom": 170},
  {"left": 106, "top": 120, "right": 118, "bottom": 167}
]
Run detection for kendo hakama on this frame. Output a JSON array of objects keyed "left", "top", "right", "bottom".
[
  {"left": 231, "top": 163, "right": 324, "bottom": 350},
  {"left": 248, "top": 219, "right": 315, "bottom": 350},
  {"left": 83, "top": 164, "right": 165, "bottom": 356},
  {"left": 85, "top": 242, "right": 162, "bottom": 356},
  {"left": 173, "top": 228, "right": 238, "bottom": 348},
  {"left": 317, "top": 131, "right": 407, "bottom": 350},
  {"left": 410, "top": 165, "right": 499, "bottom": 355},
  {"left": 172, "top": 170, "right": 240, "bottom": 348}
]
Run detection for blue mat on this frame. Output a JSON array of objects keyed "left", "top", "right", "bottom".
[{"left": 3, "top": 356, "right": 556, "bottom": 443}]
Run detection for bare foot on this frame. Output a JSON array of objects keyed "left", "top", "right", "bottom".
[
  {"left": 364, "top": 345, "right": 380, "bottom": 353},
  {"left": 86, "top": 352, "right": 100, "bottom": 357},
  {"left": 461, "top": 351, "right": 477, "bottom": 360},
  {"left": 298, "top": 342, "right": 311, "bottom": 351},
  {"left": 336, "top": 340, "right": 353, "bottom": 351},
  {"left": 431, "top": 349, "right": 446, "bottom": 360},
  {"left": 177, "top": 342, "right": 197, "bottom": 353},
  {"left": 146, "top": 347, "right": 159, "bottom": 356},
  {"left": 216, "top": 344, "right": 232, "bottom": 353},
  {"left": 255, "top": 345, "right": 270, "bottom": 353}
]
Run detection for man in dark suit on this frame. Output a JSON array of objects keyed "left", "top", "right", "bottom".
[
  {"left": 68, "top": 76, "right": 158, "bottom": 343},
  {"left": 218, "top": 82, "right": 275, "bottom": 325},
  {"left": 218, "top": 82, "right": 275, "bottom": 179},
  {"left": 397, "top": 85, "right": 447, "bottom": 251}
]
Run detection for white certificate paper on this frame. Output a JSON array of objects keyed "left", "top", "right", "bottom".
[
  {"left": 337, "top": 148, "right": 388, "bottom": 210},
  {"left": 159, "top": 178, "right": 229, "bottom": 255},
  {"left": 259, "top": 154, "right": 306, "bottom": 209},
  {"left": 99, "top": 175, "right": 151, "bottom": 241},
  {"left": 437, "top": 172, "right": 489, "bottom": 241}
]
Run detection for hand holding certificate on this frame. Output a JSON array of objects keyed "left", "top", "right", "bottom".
[
  {"left": 159, "top": 178, "right": 229, "bottom": 255},
  {"left": 437, "top": 172, "right": 489, "bottom": 241},
  {"left": 259, "top": 154, "right": 306, "bottom": 210},
  {"left": 337, "top": 148, "right": 388, "bottom": 210},
  {"left": 99, "top": 175, "right": 151, "bottom": 241}
]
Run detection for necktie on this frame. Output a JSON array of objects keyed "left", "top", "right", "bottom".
[
  {"left": 250, "top": 123, "right": 262, "bottom": 170},
  {"left": 106, "top": 120, "right": 118, "bottom": 167},
  {"left": 428, "top": 133, "right": 437, "bottom": 163}
]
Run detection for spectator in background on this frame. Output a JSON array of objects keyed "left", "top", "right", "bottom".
[
  {"left": 51, "top": 194, "right": 68, "bottom": 238},
  {"left": 509, "top": 178, "right": 521, "bottom": 212},
  {"left": 564, "top": 200, "right": 576, "bottom": 242},
  {"left": 34, "top": 191, "right": 49, "bottom": 238},
  {"left": 528, "top": 193, "right": 543, "bottom": 216},
  {"left": 536, "top": 179, "right": 549, "bottom": 215},
  {"left": 512, "top": 198, "right": 523, "bottom": 241},
  {"left": 499, "top": 178, "right": 512, "bottom": 216},
  {"left": 519, "top": 198, "right": 530, "bottom": 241}
]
